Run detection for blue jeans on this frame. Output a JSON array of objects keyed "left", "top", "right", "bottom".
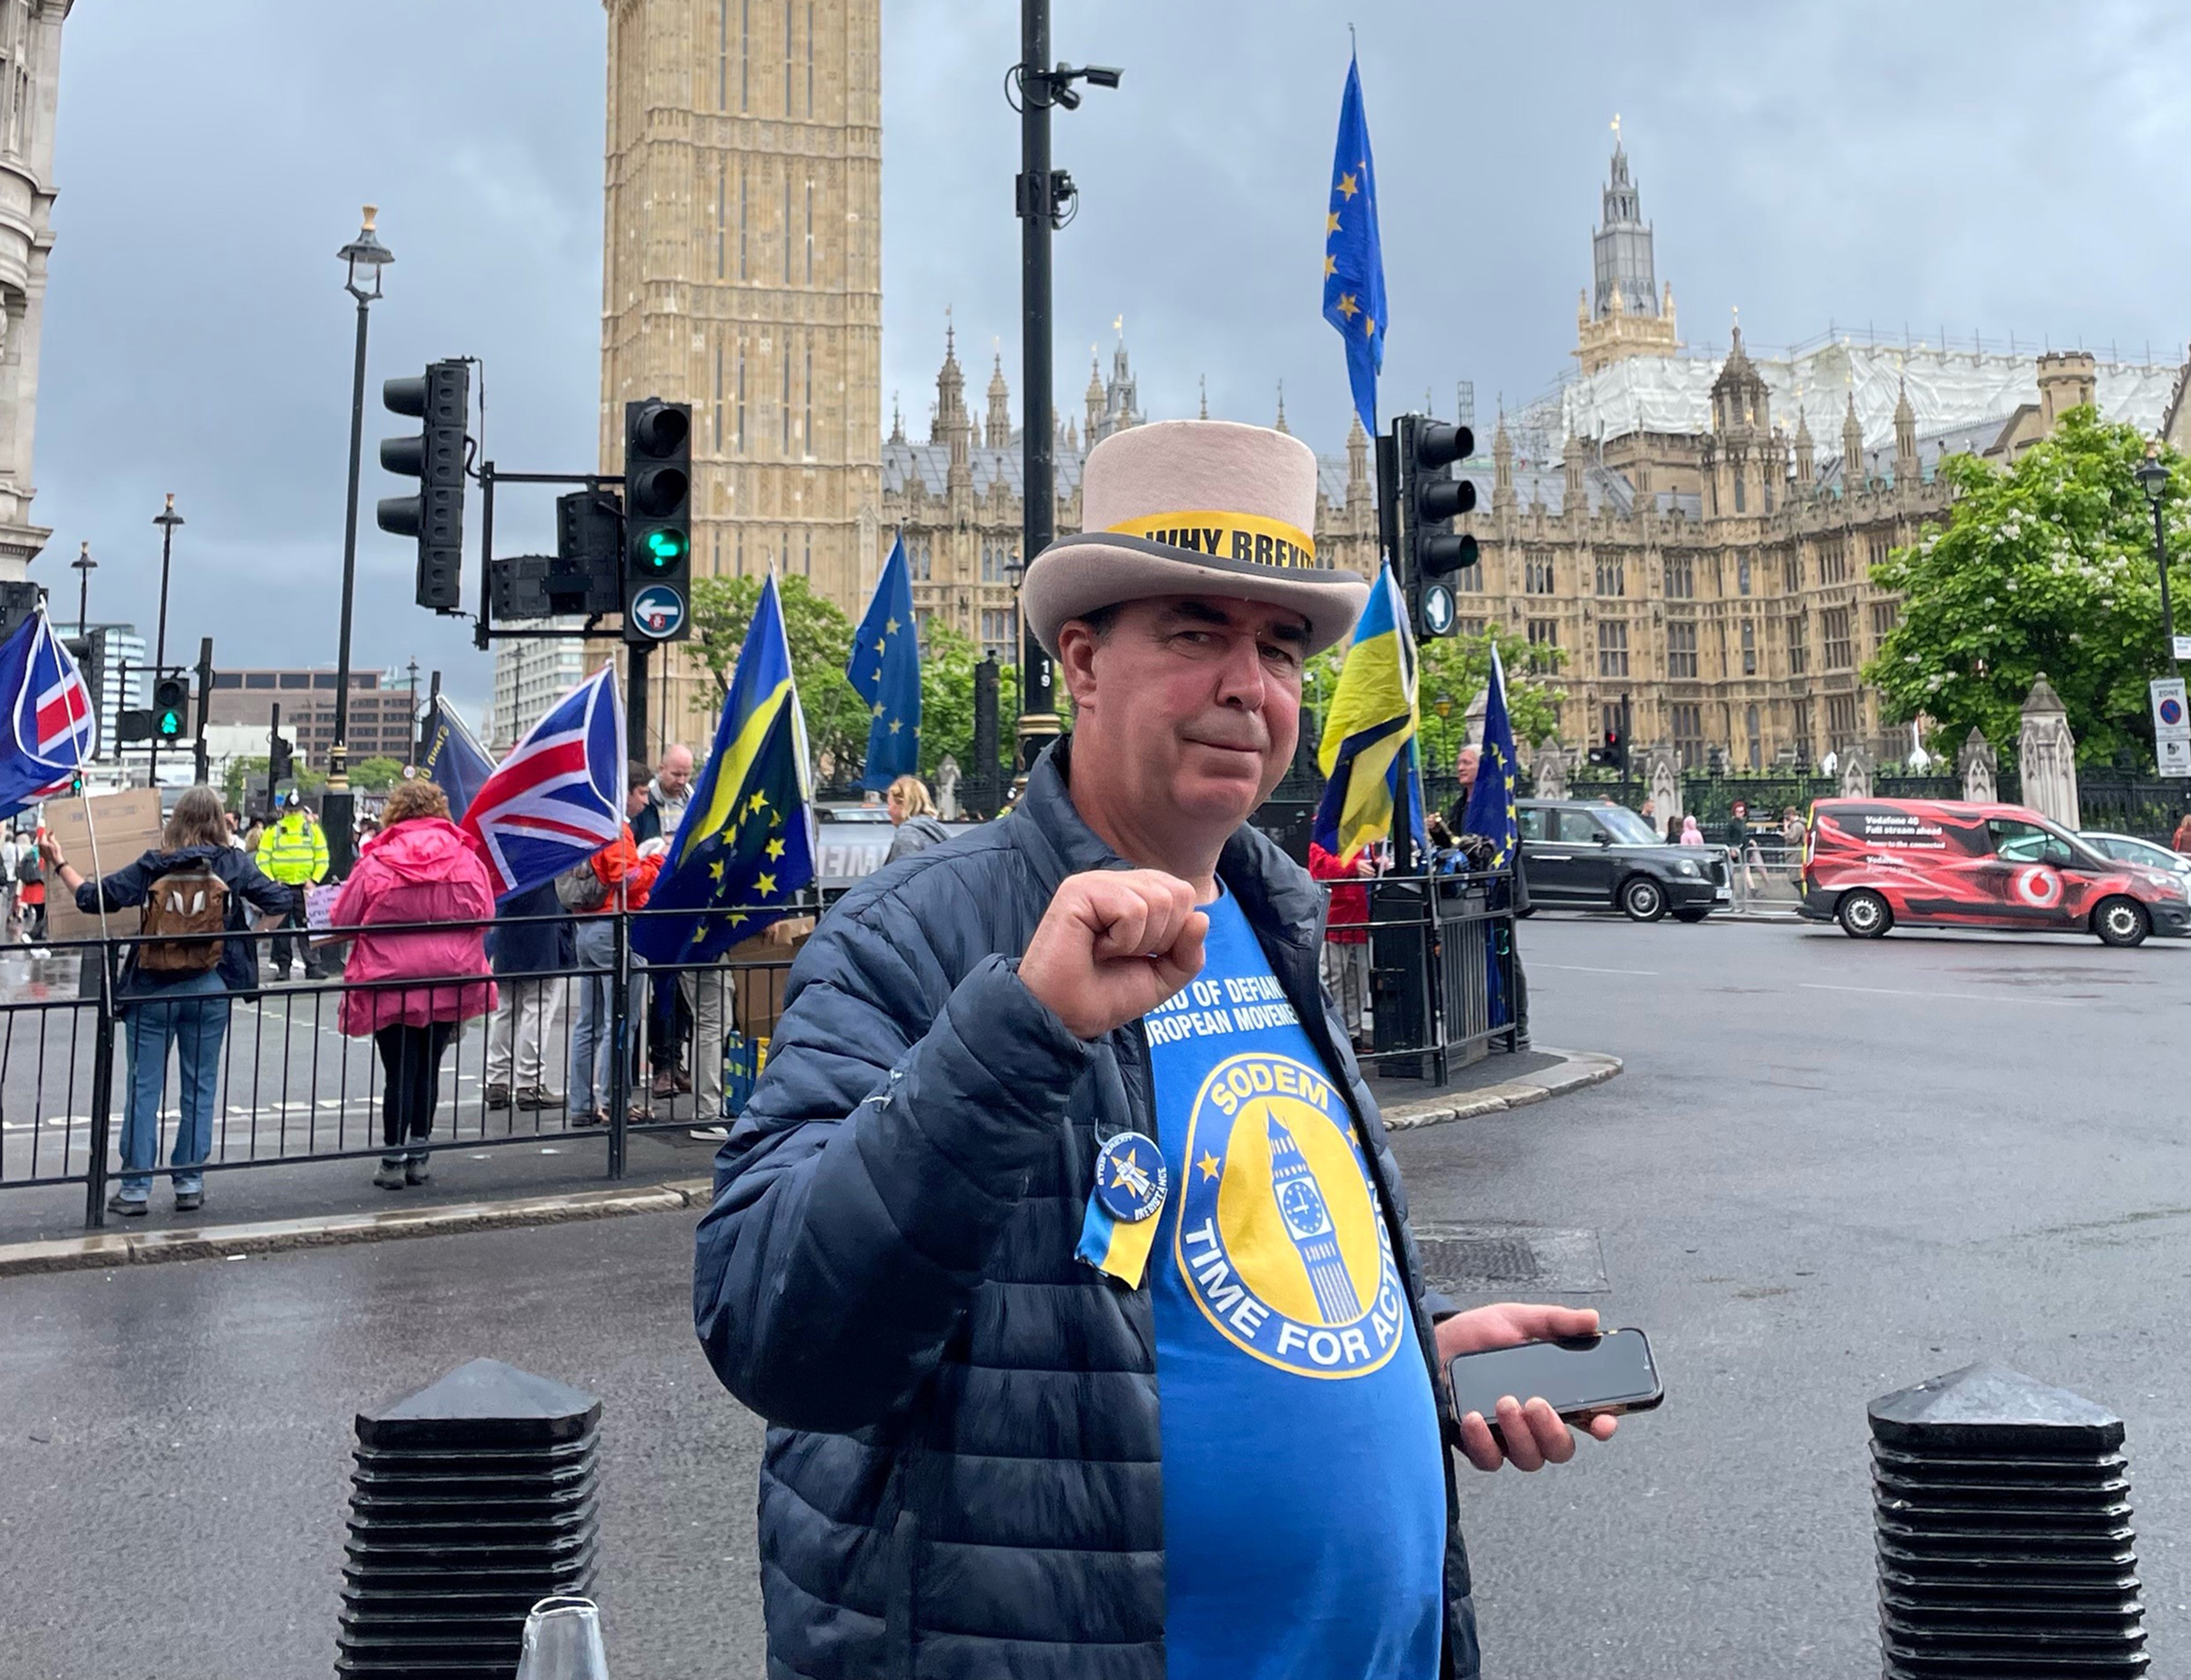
[
  {"left": 118, "top": 971, "right": 231, "bottom": 1201},
  {"left": 568, "top": 919, "right": 647, "bottom": 1117}
]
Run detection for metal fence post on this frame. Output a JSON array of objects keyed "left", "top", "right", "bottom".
[
  {"left": 81, "top": 940, "right": 117, "bottom": 1229},
  {"left": 605, "top": 905, "right": 629, "bottom": 1181}
]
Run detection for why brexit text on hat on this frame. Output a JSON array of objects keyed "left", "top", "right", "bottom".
[{"left": 1106, "top": 509, "right": 1318, "bottom": 570}]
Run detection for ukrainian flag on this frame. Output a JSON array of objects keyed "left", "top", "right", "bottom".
[
  {"left": 631, "top": 575, "right": 816, "bottom": 964},
  {"left": 1313, "top": 563, "right": 1427, "bottom": 862}
]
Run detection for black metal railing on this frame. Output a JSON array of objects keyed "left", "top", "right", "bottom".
[{"left": 0, "top": 875, "right": 1506, "bottom": 1231}]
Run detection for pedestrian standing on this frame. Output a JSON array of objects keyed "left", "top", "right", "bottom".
[
  {"left": 0, "top": 825, "right": 21, "bottom": 935},
  {"left": 1308, "top": 839, "right": 1375, "bottom": 1050},
  {"left": 328, "top": 779, "right": 497, "bottom": 1190},
  {"left": 883, "top": 774, "right": 950, "bottom": 862},
  {"left": 696, "top": 418, "right": 1611, "bottom": 1680},
  {"left": 1664, "top": 811, "right": 1682, "bottom": 845},
  {"left": 482, "top": 878, "right": 571, "bottom": 1113},
  {"left": 1444, "top": 745, "right": 1480, "bottom": 837},
  {"left": 1781, "top": 805, "right": 1806, "bottom": 862},
  {"left": 635, "top": 744, "right": 696, "bottom": 1098},
  {"left": 1726, "top": 798, "right": 1760, "bottom": 894},
  {"left": 2172, "top": 812, "right": 2191, "bottom": 855},
  {"left": 16, "top": 825, "right": 46, "bottom": 943},
  {"left": 1679, "top": 814, "right": 1704, "bottom": 846},
  {"left": 43, "top": 785, "right": 291, "bottom": 1216},
  {"left": 565, "top": 764, "right": 665, "bottom": 1127},
  {"left": 256, "top": 789, "right": 330, "bottom": 981}
]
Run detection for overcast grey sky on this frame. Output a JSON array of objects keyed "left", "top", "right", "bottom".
[{"left": 32, "top": 1, "right": 2191, "bottom": 726}]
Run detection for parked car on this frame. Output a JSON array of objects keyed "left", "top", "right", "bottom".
[
  {"left": 1799, "top": 799, "right": 2191, "bottom": 947},
  {"left": 1517, "top": 798, "right": 1730, "bottom": 922},
  {"left": 2079, "top": 829, "right": 2191, "bottom": 902}
]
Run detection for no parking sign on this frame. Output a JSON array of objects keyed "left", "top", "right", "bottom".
[{"left": 2151, "top": 676, "right": 2191, "bottom": 777}]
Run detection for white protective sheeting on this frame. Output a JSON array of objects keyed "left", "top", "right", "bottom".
[{"left": 1531, "top": 339, "right": 2180, "bottom": 461}]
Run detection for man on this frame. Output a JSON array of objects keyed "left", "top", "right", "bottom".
[
  {"left": 1446, "top": 743, "right": 1480, "bottom": 837},
  {"left": 695, "top": 419, "right": 1611, "bottom": 1680},
  {"left": 256, "top": 789, "right": 329, "bottom": 981},
  {"left": 482, "top": 878, "right": 570, "bottom": 1112},
  {"left": 634, "top": 743, "right": 697, "bottom": 1098}
]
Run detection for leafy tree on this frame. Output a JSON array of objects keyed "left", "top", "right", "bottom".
[
  {"left": 1868, "top": 408, "right": 2191, "bottom": 765},
  {"left": 686, "top": 574, "right": 872, "bottom": 784},
  {"left": 350, "top": 757, "right": 404, "bottom": 794},
  {"left": 915, "top": 617, "right": 1020, "bottom": 781},
  {"left": 222, "top": 755, "right": 267, "bottom": 811},
  {"left": 1303, "top": 620, "right": 1568, "bottom": 781}
]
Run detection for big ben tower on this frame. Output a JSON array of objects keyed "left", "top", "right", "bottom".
[{"left": 601, "top": 0, "right": 884, "bottom": 747}]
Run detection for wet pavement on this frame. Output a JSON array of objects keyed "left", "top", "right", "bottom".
[{"left": 5, "top": 914, "right": 2189, "bottom": 1678}]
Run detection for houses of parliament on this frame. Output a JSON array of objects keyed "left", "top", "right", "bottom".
[{"left": 587, "top": 1, "right": 2185, "bottom": 767}]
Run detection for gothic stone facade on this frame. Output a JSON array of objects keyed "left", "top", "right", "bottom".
[
  {"left": 600, "top": 0, "right": 882, "bottom": 750},
  {"left": 0, "top": 0, "right": 64, "bottom": 580}
]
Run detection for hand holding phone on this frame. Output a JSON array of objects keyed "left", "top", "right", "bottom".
[{"left": 1444, "top": 1328, "right": 1661, "bottom": 1472}]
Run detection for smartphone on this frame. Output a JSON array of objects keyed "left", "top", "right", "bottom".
[{"left": 1445, "top": 1329, "right": 1662, "bottom": 1441}]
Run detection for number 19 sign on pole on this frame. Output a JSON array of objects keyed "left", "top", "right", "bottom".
[{"left": 2151, "top": 676, "right": 2191, "bottom": 777}]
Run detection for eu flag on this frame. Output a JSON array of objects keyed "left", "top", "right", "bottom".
[
  {"left": 1458, "top": 644, "right": 1521, "bottom": 1024},
  {"left": 850, "top": 533, "right": 921, "bottom": 789},
  {"left": 631, "top": 574, "right": 816, "bottom": 964},
  {"left": 1322, "top": 53, "right": 1387, "bottom": 442},
  {"left": 1313, "top": 564, "right": 1427, "bottom": 861}
]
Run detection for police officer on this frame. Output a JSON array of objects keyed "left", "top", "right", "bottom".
[{"left": 256, "top": 788, "right": 330, "bottom": 981}]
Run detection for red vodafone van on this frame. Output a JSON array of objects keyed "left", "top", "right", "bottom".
[{"left": 1799, "top": 798, "right": 2191, "bottom": 946}]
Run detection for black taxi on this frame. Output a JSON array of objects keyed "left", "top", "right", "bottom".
[{"left": 1517, "top": 799, "right": 1730, "bottom": 922}]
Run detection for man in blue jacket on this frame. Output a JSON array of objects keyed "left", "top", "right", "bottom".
[{"left": 695, "top": 419, "right": 1613, "bottom": 1680}]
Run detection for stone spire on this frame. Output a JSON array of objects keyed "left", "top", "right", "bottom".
[
  {"left": 1562, "top": 432, "right": 1587, "bottom": 515},
  {"left": 1492, "top": 408, "right": 1515, "bottom": 514},
  {"left": 1084, "top": 347, "right": 1104, "bottom": 445},
  {"left": 1199, "top": 375, "right": 1209, "bottom": 422},
  {"left": 1274, "top": 381, "right": 1290, "bottom": 435},
  {"left": 1842, "top": 393, "right": 1865, "bottom": 491},
  {"left": 1793, "top": 407, "right": 1814, "bottom": 485},
  {"left": 931, "top": 317, "right": 967, "bottom": 447},
  {"left": 985, "top": 349, "right": 1013, "bottom": 451},
  {"left": 1893, "top": 379, "right": 1918, "bottom": 482},
  {"left": 1345, "top": 411, "right": 1370, "bottom": 513},
  {"left": 889, "top": 392, "right": 904, "bottom": 446}
]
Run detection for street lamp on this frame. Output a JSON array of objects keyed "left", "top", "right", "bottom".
[
  {"left": 2136, "top": 442, "right": 2178, "bottom": 678},
  {"left": 149, "top": 495, "right": 183, "bottom": 786},
  {"left": 405, "top": 655, "right": 419, "bottom": 767},
  {"left": 326, "top": 205, "right": 394, "bottom": 875},
  {"left": 70, "top": 541, "right": 95, "bottom": 636}
]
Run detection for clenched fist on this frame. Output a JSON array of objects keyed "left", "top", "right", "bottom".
[{"left": 1020, "top": 869, "right": 1208, "bottom": 1041}]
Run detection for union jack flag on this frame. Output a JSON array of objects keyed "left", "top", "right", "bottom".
[
  {"left": 459, "top": 664, "right": 627, "bottom": 900},
  {"left": 0, "top": 607, "right": 94, "bottom": 820}
]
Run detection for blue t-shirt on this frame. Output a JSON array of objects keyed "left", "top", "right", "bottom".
[{"left": 1142, "top": 887, "right": 1445, "bottom": 1679}]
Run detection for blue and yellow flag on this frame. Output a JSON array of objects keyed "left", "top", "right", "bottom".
[
  {"left": 850, "top": 533, "right": 921, "bottom": 789},
  {"left": 1322, "top": 52, "right": 1387, "bottom": 442},
  {"left": 631, "top": 575, "right": 816, "bottom": 964},
  {"left": 1313, "top": 564, "right": 1426, "bottom": 861}
]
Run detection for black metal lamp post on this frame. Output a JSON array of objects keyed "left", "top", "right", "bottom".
[
  {"left": 326, "top": 206, "right": 393, "bottom": 874},
  {"left": 2136, "top": 442, "right": 2177, "bottom": 678},
  {"left": 405, "top": 656, "right": 419, "bottom": 767},
  {"left": 1008, "top": 17, "right": 1120, "bottom": 776},
  {"left": 149, "top": 495, "right": 183, "bottom": 786},
  {"left": 70, "top": 541, "right": 94, "bottom": 637}
]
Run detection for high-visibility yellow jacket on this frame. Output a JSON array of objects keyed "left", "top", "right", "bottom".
[{"left": 257, "top": 811, "right": 329, "bottom": 885}]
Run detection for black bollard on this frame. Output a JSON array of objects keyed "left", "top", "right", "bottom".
[
  {"left": 336, "top": 1358, "right": 603, "bottom": 1678},
  {"left": 1869, "top": 1363, "right": 2146, "bottom": 1678}
]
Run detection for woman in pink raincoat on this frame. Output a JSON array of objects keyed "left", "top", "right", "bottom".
[{"left": 330, "top": 778, "right": 497, "bottom": 1190}]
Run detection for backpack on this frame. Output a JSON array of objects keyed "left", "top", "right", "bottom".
[
  {"left": 553, "top": 858, "right": 609, "bottom": 914},
  {"left": 15, "top": 848, "right": 39, "bottom": 886},
  {"left": 139, "top": 866, "right": 229, "bottom": 974}
]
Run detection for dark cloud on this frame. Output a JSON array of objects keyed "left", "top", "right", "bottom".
[{"left": 33, "top": 1, "right": 2191, "bottom": 727}]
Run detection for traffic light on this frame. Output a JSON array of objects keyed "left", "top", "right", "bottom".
[
  {"left": 152, "top": 675, "right": 188, "bottom": 742},
  {"left": 1393, "top": 414, "right": 1478, "bottom": 640},
  {"left": 1588, "top": 727, "right": 1626, "bottom": 771},
  {"left": 378, "top": 359, "right": 471, "bottom": 611},
  {"left": 622, "top": 397, "right": 692, "bottom": 645},
  {"left": 268, "top": 733, "right": 294, "bottom": 787}
]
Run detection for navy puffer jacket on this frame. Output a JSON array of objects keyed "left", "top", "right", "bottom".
[{"left": 694, "top": 740, "right": 1478, "bottom": 1680}]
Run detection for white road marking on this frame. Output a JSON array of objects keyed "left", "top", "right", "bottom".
[
  {"left": 1542, "top": 963, "right": 1661, "bottom": 977},
  {"left": 1800, "top": 982, "right": 2086, "bottom": 1008}
]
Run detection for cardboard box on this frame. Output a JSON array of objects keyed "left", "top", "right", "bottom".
[
  {"left": 726, "top": 919, "right": 812, "bottom": 1041},
  {"left": 41, "top": 788, "right": 164, "bottom": 942}
]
